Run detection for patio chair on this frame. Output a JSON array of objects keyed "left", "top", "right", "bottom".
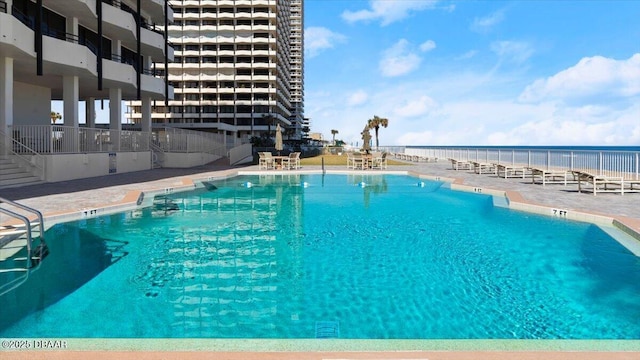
[
  {"left": 258, "top": 152, "right": 274, "bottom": 170},
  {"left": 350, "top": 152, "right": 366, "bottom": 170},
  {"left": 371, "top": 152, "right": 387, "bottom": 170},
  {"left": 287, "top": 152, "right": 301, "bottom": 170}
]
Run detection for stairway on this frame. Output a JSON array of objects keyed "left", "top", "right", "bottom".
[{"left": 0, "top": 156, "right": 42, "bottom": 189}]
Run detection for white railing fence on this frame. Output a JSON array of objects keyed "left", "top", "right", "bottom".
[
  {"left": 151, "top": 127, "right": 228, "bottom": 157},
  {"left": 11, "top": 125, "right": 149, "bottom": 153},
  {"left": 394, "top": 147, "right": 640, "bottom": 180},
  {"left": 0, "top": 128, "right": 46, "bottom": 180}
]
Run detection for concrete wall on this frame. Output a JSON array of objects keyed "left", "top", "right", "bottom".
[
  {"left": 44, "top": 152, "right": 151, "bottom": 182},
  {"left": 162, "top": 153, "right": 221, "bottom": 168},
  {"left": 14, "top": 82, "right": 50, "bottom": 126}
]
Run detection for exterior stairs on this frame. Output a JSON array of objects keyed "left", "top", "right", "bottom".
[{"left": 0, "top": 156, "right": 43, "bottom": 189}]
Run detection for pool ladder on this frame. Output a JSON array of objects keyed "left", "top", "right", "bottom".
[{"left": 0, "top": 197, "right": 49, "bottom": 297}]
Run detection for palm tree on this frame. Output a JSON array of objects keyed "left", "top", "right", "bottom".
[
  {"left": 331, "top": 129, "right": 339, "bottom": 145},
  {"left": 367, "top": 115, "right": 389, "bottom": 150},
  {"left": 50, "top": 111, "right": 62, "bottom": 124}
]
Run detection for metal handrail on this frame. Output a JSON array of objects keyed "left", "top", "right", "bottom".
[
  {"left": 0, "top": 128, "right": 46, "bottom": 179},
  {"left": 0, "top": 197, "right": 45, "bottom": 246},
  {"left": 0, "top": 208, "right": 34, "bottom": 266},
  {"left": 0, "top": 197, "right": 47, "bottom": 297}
]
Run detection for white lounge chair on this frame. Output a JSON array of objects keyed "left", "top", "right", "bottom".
[
  {"left": 529, "top": 167, "right": 573, "bottom": 186},
  {"left": 494, "top": 164, "right": 528, "bottom": 179},
  {"left": 470, "top": 161, "right": 496, "bottom": 175},
  {"left": 572, "top": 171, "right": 624, "bottom": 195},
  {"left": 448, "top": 158, "right": 473, "bottom": 171}
]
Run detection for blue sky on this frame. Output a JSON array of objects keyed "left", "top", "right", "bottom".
[{"left": 304, "top": 0, "right": 640, "bottom": 146}]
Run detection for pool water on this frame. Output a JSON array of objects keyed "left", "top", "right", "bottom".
[{"left": 1, "top": 174, "right": 639, "bottom": 339}]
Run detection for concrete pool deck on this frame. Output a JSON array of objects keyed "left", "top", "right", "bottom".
[{"left": 1, "top": 159, "right": 640, "bottom": 359}]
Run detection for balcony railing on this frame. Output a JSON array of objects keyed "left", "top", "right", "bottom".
[
  {"left": 11, "top": 125, "right": 150, "bottom": 154},
  {"left": 397, "top": 146, "right": 640, "bottom": 180}
]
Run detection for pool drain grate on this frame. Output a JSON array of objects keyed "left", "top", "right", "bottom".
[{"left": 315, "top": 321, "right": 340, "bottom": 338}]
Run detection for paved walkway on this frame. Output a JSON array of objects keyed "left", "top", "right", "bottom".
[{"left": 1, "top": 160, "right": 639, "bottom": 222}]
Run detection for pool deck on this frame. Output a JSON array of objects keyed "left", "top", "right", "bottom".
[{"left": 1, "top": 159, "right": 640, "bottom": 359}]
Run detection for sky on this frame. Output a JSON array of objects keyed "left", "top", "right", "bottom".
[{"left": 304, "top": 0, "right": 640, "bottom": 147}]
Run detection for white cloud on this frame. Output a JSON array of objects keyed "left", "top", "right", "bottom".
[
  {"left": 394, "top": 95, "right": 439, "bottom": 117},
  {"left": 471, "top": 9, "right": 505, "bottom": 33},
  {"left": 491, "top": 40, "right": 534, "bottom": 64},
  {"left": 342, "top": 0, "right": 439, "bottom": 26},
  {"left": 347, "top": 90, "right": 369, "bottom": 106},
  {"left": 307, "top": 53, "right": 640, "bottom": 147},
  {"left": 455, "top": 50, "right": 478, "bottom": 60},
  {"left": 419, "top": 40, "right": 436, "bottom": 52},
  {"left": 304, "top": 27, "right": 347, "bottom": 58},
  {"left": 379, "top": 39, "right": 422, "bottom": 77},
  {"left": 519, "top": 53, "right": 640, "bottom": 103}
]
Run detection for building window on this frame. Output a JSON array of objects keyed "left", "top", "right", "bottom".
[{"left": 220, "top": 106, "right": 234, "bottom": 113}]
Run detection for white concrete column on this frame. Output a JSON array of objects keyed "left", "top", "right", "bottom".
[
  {"left": 63, "top": 75, "right": 79, "bottom": 127},
  {"left": 109, "top": 88, "right": 122, "bottom": 151},
  {"left": 66, "top": 17, "right": 79, "bottom": 38},
  {"left": 141, "top": 96, "right": 151, "bottom": 133},
  {"left": 112, "top": 39, "right": 121, "bottom": 59},
  {"left": 109, "top": 88, "right": 122, "bottom": 130},
  {"left": 63, "top": 75, "right": 79, "bottom": 152},
  {"left": 86, "top": 97, "right": 96, "bottom": 128},
  {"left": 0, "top": 57, "right": 13, "bottom": 137}
]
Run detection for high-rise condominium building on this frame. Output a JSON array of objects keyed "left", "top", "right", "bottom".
[
  {"left": 1, "top": 0, "right": 172, "bottom": 183},
  {"left": 127, "top": 0, "right": 304, "bottom": 145}
]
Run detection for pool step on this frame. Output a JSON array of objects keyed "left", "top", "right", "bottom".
[{"left": 315, "top": 321, "right": 340, "bottom": 338}]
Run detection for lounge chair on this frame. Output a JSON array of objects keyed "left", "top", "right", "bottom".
[
  {"left": 572, "top": 170, "right": 625, "bottom": 195},
  {"left": 448, "top": 158, "right": 473, "bottom": 171},
  {"left": 258, "top": 152, "right": 274, "bottom": 170},
  {"left": 529, "top": 167, "right": 573, "bottom": 186},
  {"left": 494, "top": 164, "right": 528, "bottom": 179},
  {"left": 623, "top": 178, "right": 640, "bottom": 193},
  {"left": 470, "top": 161, "right": 496, "bottom": 175}
]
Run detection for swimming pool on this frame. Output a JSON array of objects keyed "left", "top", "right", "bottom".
[{"left": 1, "top": 174, "right": 639, "bottom": 339}]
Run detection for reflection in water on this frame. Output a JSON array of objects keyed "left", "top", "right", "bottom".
[
  {"left": 0, "top": 226, "right": 127, "bottom": 332},
  {"left": 348, "top": 174, "right": 389, "bottom": 208}
]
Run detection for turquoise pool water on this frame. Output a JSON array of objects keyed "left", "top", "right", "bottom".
[{"left": 1, "top": 174, "right": 639, "bottom": 339}]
